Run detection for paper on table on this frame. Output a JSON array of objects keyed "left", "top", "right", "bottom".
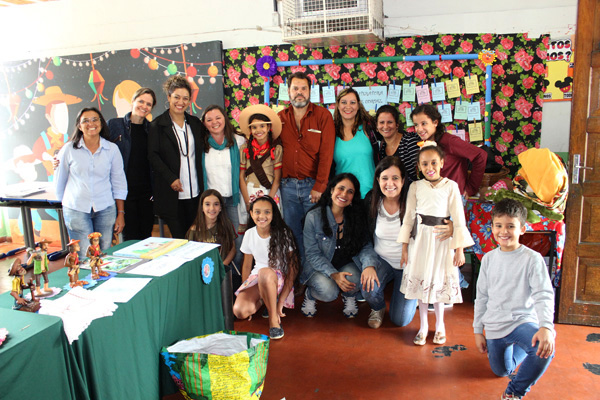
[
  {"left": 39, "top": 286, "right": 118, "bottom": 344},
  {"left": 91, "top": 277, "right": 152, "bottom": 303},
  {"left": 124, "top": 256, "right": 185, "bottom": 277},
  {"left": 166, "top": 241, "right": 221, "bottom": 260}
]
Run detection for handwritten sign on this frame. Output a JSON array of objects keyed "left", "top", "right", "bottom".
[
  {"left": 431, "top": 82, "right": 446, "bottom": 102},
  {"left": 437, "top": 104, "right": 452, "bottom": 123},
  {"left": 468, "top": 122, "right": 483, "bottom": 142},
  {"left": 454, "top": 102, "right": 468, "bottom": 120},
  {"left": 322, "top": 86, "right": 336, "bottom": 104},
  {"left": 278, "top": 83, "right": 289, "bottom": 101},
  {"left": 464, "top": 75, "right": 480, "bottom": 95},
  {"left": 387, "top": 84, "right": 401, "bottom": 103},
  {"left": 402, "top": 83, "right": 416, "bottom": 102},
  {"left": 354, "top": 86, "right": 388, "bottom": 112},
  {"left": 416, "top": 84, "right": 431, "bottom": 104},
  {"left": 445, "top": 78, "right": 461, "bottom": 98}
]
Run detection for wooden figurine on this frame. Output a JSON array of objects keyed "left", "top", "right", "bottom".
[
  {"left": 86, "top": 232, "right": 109, "bottom": 279},
  {"left": 27, "top": 238, "right": 53, "bottom": 296},
  {"left": 65, "top": 239, "right": 88, "bottom": 287},
  {"left": 8, "top": 258, "right": 40, "bottom": 312}
]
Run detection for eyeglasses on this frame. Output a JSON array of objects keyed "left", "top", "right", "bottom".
[{"left": 81, "top": 117, "right": 100, "bottom": 124}]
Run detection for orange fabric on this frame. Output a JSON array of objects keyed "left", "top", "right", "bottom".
[{"left": 517, "top": 148, "right": 567, "bottom": 203}]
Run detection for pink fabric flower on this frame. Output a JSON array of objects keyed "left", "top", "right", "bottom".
[
  {"left": 377, "top": 70, "right": 389, "bottom": 82},
  {"left": 501, "top": 85, "right": 514, "bottom": 97},
  {"left": 262, "top": 46, "right": 272, "bottom": 56},
  {"left": 495, "top": 142, "right": 507, "bottom": 153},
  {"left": 481, "top": 34, "right": 492, "bottom": 44},
  {"left": 515, "top": 97, "right": 534, "bottom": 118},
  {"left": 515, "top": 49, "right": 534, "bottom": 71},
  {"left": 501, "top": 38, "right": 514, "bottom": 50},
  {"left": 273, "top": 75, "right": 283, "bottom": 85},
  {"left": 366, "top": 42, "right": 377, "bottom": 51},
  {"left": 496, "top": 96, "right": 508, "bottom": 108},
  {"left": 230, "top": 49, "right": 240, "bottom": 60},
  {"left": 435, "top": 60, "right": 453, "bottom": 75},
  {"left": 397, "top": 61, "right": 414, "bottom": 77},
  {"left": 522, "top": 123, "right": 534, "bottom": 136},
  {"left": 227, "top": 67, "right": 241, "bottom": 85},
  {"left": 242, "top": 65, "right": 253, "bottom": 75},
  {"left": 493, "top": 111, "right": 505, "bottom": 122},
  {"left": 241, "top": 78, "right": 251, "bottom": 88},
  {"left": 453, "top": 67, "right": 465, "bottom": 78},
  {"left": 492, "top": 64, "right": 505, "bottom": 76},
  {"left": 380, "top": 61, "right": 391, "bottom": 68},
  {"left": 330, "top": 45, "right": 340, "bottom": 53},
  {"left": 442, "top": 35, "right": 454, "bottom": 46},
  {"left": 501, "top": 131, "right": 513, "bottom": 143},
  {"left": 360, "top": 63, "right": 377, "bottom": 78},
  {"left": 536, "top": 47, "right": 547, "bottom": 60},
  {"left": 245, "top": 55, "right": 256, "bottom": 66},
  {"left": 533, "top": 63, "right": 546, "bottom": 75},
  {"left": 231, "top": 107, "right": 241, "bottom": 123},
  {"left": 495, "top": 155, "right": 505, "bottom": 165},
  {"left": 414, "top": 69, "right": 426, "bottom": 81},
  {"left": 533, "top": 111, "right": 543, "bottom": 122},
  {"left": 514, "top": 143, "right": 529, "bottom": 155},
  {"left": 325, "top": 63, "right": 341, "bottom": 80},
  {"left": 402, "top": 38, "right": 414, "bottom": 48},
  {"left": 383, "top": 46, "right": 395, "bottom": 57},
  {"left": 496, "top": 51, "right": 508, "bottom": 61},
  {"left": 278, "top": 52, "right": 289, "bottom": 62},
  {"left": 421, "top": 43, "right": 434, "bottom": 55},
  {"left": 460, "top": 41, "right": 473, "bottom": 53},
  {"left": 348, "top": 48, "right": 359, "bottom": 58},
  {"left": 290, "top": 65, "right": 306, "bottom": 73},
  {"left": 311, "top": 50, "right": 323, "bottom": 60},
  {"left": 235, "top": 90, "right": 244, "bottom": 101},
  {"left": 295, "top": 45, "right": 306, "bottom": 54},
  {"left": 341, "top": 72, "right": 352, "bottom": 84}
]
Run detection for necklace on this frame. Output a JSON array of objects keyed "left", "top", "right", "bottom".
[{"left": 171, "top": 121, "right": 189, "bottom": 157}]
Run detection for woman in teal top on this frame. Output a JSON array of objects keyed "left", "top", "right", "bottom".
[{"left": 332, "top": 88, "right": 379, "bottom": 198}]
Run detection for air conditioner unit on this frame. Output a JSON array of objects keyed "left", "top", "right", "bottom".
[{"left": 282, "top": 0, "right": 384, "bottom": 47}]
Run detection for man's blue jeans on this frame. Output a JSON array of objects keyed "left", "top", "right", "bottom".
[
  {"left": 280, "top": 177, "right": 315, "bottom": 260},
  {"left": 305, "top": 262, "right": 361, "bottom": 302},
  {"left": 63, "top": 204, "right": 116, "bottom": 257},
  {"left": 362, "top": 257, "right": 417, "bottom": 327},
  {"left": 486, "top": 322, "right": 554, "bottom": 397}
]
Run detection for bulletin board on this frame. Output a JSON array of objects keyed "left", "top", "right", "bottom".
[{"left": 223, "top": 33, "right": 548, "bottom": 176}]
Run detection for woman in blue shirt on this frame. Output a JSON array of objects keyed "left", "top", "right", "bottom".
[
  {"left": 55, "top": 107, "right": 127, "bottom": 255},
  {"left": 331, "top": 88, "right": 379, "bottom": 198}
]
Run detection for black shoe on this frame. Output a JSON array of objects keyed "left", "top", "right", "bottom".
[
  {"left": 269, "top": 326, "right": 284, "bottom": 339},
  {"left": 262, "top": 308, "right": 269, "bottom": 318}
]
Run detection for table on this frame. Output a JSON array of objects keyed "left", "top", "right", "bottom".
[
  {"left": 0, "top": 183, "right": 69, "bottom": 252},
  {"left": 0, "top": 242, "right": 225, "bottom": 399},
  {"left": 465, "top": 199, "right": 565, "bottom": 287}
]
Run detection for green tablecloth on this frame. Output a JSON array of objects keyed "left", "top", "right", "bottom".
[{"left": 0, "top": 242, "right": 225, "bottom": 399}]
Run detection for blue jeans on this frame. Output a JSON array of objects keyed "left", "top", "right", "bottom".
[
  {"left": 280, "top": 177, "right": 315, "bottom": 259},
  {"left": 305, "top": 262, "right": 361, "bottom": 302},
  {"left": 362, "top": 257, "right": 417, "bottom": 326},
  {"left": 486, "top": 322, "right": 554, "bottom": 397},
  {"left": 223, "top": 196, "right": 243, "bottom": 269},
  {"left": 63, "top": 204, "right": 116, "bottom": 257}
]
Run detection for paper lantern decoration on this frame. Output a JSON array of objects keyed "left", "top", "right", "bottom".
[
  {"left": 148, "top": 59, "right": 158, "bottom": 70},
  {"left": 167, "top": 63, "right": 178, "bottom": 75},
  {"left": 37, "top": 83, "right": 45, "bottom": 92},
  {"left": 144, "top": 56, "right": 150, "bottom": 64},
  {"left": 46, "top": 70, "right": 54, "bottom": 80},
  {"left": 186, "top": 66, "right": 197, "bottom": 77},
  {"left": 208, "top": 63, "right": 218, "bottom": 78},
  {"left": 130, "top": 49, "right": 140, "bottom": 59},
  {"left": 188, "top": 79, "right": 202, "bottom": 114},
  {"left": 88, "top": 69, "right": 108, "bottom": 109},
  {"left": 25, "top": 88, "right": 33, "bottom": 99},
  {"left": 9, "top": 93, "right": 20, "bottom": 121},
  {"left": 52, "top": 57, "right": 61, "bottom": 66}
]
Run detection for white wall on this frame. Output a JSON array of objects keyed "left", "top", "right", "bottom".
[{"left": 0, "top": 0, "right": 578, "bottom": 153}]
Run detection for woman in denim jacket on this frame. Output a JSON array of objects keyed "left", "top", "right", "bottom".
[{"left": 300, "top": 173, "right": 380, "bottom": 318}]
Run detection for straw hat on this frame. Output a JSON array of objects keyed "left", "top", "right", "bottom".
[
  {"left": 88, "top": 232, "right": 102, "bottom": 239},
  {"left": 8, "top": 259, "right": 23, "bottom": 276},
  {"left": 32, "top": 86, "right": 82, "bottom": 106},
  {"left": 67, "top": 239, "right": 80, "bottom": 246},
  {"left": 238, "top": 104, "right": 282, "bottom": 139}
]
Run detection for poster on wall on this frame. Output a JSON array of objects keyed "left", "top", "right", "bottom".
[
  {"left": 0, "top": 40, "right": 224, "bottom": 241},
  {"left": 543, "top": 38, "right": 573, "bottom": 101}
]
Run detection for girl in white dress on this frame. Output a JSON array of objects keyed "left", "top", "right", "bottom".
[{"left": 397, "top": 143, "right": 474, "bottom": 346}]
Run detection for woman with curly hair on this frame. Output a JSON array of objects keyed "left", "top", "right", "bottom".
[
  {"left": 148, "top": 75, "right": 204, "bottom": 238},
  {"left": 300, "top": 173, "right": 380, "bottom": 318},
  {"left": 331, "top": 88, "right": 379, "bottom": 198},
  {"left": 233, "top": 196, "right": 299, "bottom": 340}
]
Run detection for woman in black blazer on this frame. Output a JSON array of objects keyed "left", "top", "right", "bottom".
[{"left": 148, "top": 75, "right": 204, "bottom": 238}]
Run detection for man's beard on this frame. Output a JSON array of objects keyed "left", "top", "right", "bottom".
[{"left": 290, "top": 96, "right": 309, "bottom": 108}]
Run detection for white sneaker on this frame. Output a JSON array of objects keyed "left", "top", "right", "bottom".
[
  {"left": 368, "top": 308, "right": 385, "bottom": 329},
  {"left": 342, "top": 295, "right": 358, "bottom": 318},
  {"left": 301, "top": 297, "right": 317, "bottom": 317}
]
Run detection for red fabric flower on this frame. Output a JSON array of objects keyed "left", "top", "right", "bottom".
[
  {"left": 536, "top": 95, "right": 544, "bottom": 107},
  {"left": 515, "top": 49, "right": 533, "bottom": 71},
  {"left": 421, "top": 43, "right": 434, "bottom": 55},
  {"left": 230, "top": 49, "right": 240, "bottom": 60},
  {"left": 380, "top": 61, "right": 391, "bottom": 68},
  {"left": 309, "top": 65, "right": 319, "bottom": 71},
  {"left": 514, "top": 143, "right": 528, "bottom": 155},
  {"left": 414, "top": 69, "right": 426, "bottom": 81},
  {"left": 442, "top": 35, "right": 454, "bottom": 46},
  {"left": 501, "top": 85, "right": 514, "bottom": 97},
  {"left": 403, "top": 38, "right": 415, "bottom": 48},
  {"left": 245, "top": 55, "right": 256, "bottom": 66},
  {"left": 235, "top": 90, "right": 244, "bottom": 101},
  {"left": 533, "top": 111, "right": 543, "bottom": 122},
  {"left": 452, "top": 67, "right": 465, "bottom": 78},
  {"left": 249, "top": 96, "right": 259, "bottom": 105},
  {"left": 262, "top": 46, "right": 272, "bottom": 56},
  {"left": 481, "top": 34, "right": 492, "bottom": 44},
  {"left": 496, "top": 96, "right": 508, "bottom": 108},
  {"left": 295, "top": 45, "right": 306, "bottom": 54},
  {"left": 496, "top": 50, "right": 508, "bottom": 61},
  {"left": 435, "top": 60, "right": 453, "bottom": 75},
  {"left": 241, "top": 78, "right": 251, "bottom": 88},
  {"left": 344, "top": 63, "right": 354, "bottom": 70},
  {"left": 366, "top": 42, "right": 377, "bottom": 51},
  {"left": 536, "top": 47, "right": 547, "bottom": 60},
  {"left": 495, "top": 141, "right": 507, "bottom": 153},
  {"left": 515, "top": 97, "right": 534, "bottom": 118},
  {"left": 341, "top": 73, "right": 352, "bottom": 84},
  {"left": 242, "top": 65, "right": 252, "bottom": 75},
  {"left": 377, "top": 70, "right": 389, "bottom": 82},
  {"left": 278, "top": 52, "right": 289, "bottom": 62},
  {"left": 273, "top": 75, "right": 283, "bottom": 85},
  {"left": 495, "top": 155, "right": 505, "bottom": 165},
  {"left": 330, "top": 45, "right": 340, "bottom": 53},
  {"left": 522, "top": 123, "right": 534, "bottom": 136},
  {"left": 493, "top": 111, "right": 505, "bottom": 122},
  {"left": 533, "top": 63, "right": 546, "bottom": 75},
  {"left": 501, "top": 131, "right": 513, "bottom": 143},
  {"left": 384, "top": 46, "right": 395, "bottom": 57},
  {"left": 397, "top": 61, "right": 414, "bottom": 77},
  {"left": 460, "top": 41, "right": 473, "bottom": 53},
  {"left": 311, "top": 50, "right": 323, "bottom": 60},
  {"left": 360, "top": 63, "right": 377, "bottom": 78},
  {"left": 325, "top": 64, "right": 341, "bottom": 80},
  {"left": 231, "top": 108, "right": 241, "bottom": 123},
  {"left": 348, "top": 48, "right": 359, "bottom": 58},
  {"left": 522, "top": 76, "right": 535, "bottom": 89},
  {"left": 228, "top": 66, "right": 241, "bottom": 85},
  {"left": 290, "top": 65, "right": 306, "bottom": 73},
  {"left": 492, "top": 64, "right": 505, "bottom": 76},
  {"left": 501, "top": 38, "right": 514, "bottom": 50}
]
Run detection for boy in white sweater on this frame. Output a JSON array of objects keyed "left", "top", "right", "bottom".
[{"left": 473, "top": 198, "right": 555, "bottom": 400}]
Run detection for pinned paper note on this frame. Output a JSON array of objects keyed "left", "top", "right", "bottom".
[
  {"left": 450, "top": 129, "right": 466, "bottom": 141},
  {"left": 464, "top": 74, "right": 480, "bottom": 95},
  {"left": 322, "top": 86, "right": 336, "bottom": 104},
  {"left": 278, "top": 83, "right": 289, "bottom": 101},
  {"left": 310, "top": 84, "right": 320, "bottom": 103},
  {"left": 437, "top": 104, "right": 452, "bottom": 123},
  {"left": 431, "top": 82, "right": 446, "bottom": 102},
  {"left": 404, "top": 107, "right": 414, "bottom": 127},
  {"left": 445, "top": 79, "right": 461, "bottom": 99},
  {"left": 467, "top": 102, "right": 481, "bottom": 121},
  {"left": 468, "top": 122, "right": 483, "bottom": 142},
  {"left": 454, "top": 103, "right": 468, "bottom": 120},
  {"left": 387, "top": 85, "right": 401, "bottom": 103},
  {"left": 354, "top": 86, "right": 388, "bottom": 112},
  {"left": 416, "top": 84, "right": 431, "bottom": 104},
  {"left": 402, "top": 83, "right": 416, "bottom": 102}
]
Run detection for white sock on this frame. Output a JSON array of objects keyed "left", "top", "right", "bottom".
[
  {"left": 433, "top": 302, "right": 445, "bottom": 333},
  {"left": 418, "top": 300, "right": 429, "bottom": 335}
]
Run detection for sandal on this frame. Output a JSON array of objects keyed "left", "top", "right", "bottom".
[
  {"left": 413, "top": 332, "right": 427, "bottom": 346},
  {"left": 433, "top": 331, "right": 446, "bottom": 345}
]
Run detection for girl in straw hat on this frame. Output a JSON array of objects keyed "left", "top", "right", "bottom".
[{"left": 237, "top": 105, "right": 283, "bottom": 233}]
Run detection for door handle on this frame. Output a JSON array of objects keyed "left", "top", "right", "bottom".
[{"left": 572, "top": 154, "right": 593, "bottom": 184}]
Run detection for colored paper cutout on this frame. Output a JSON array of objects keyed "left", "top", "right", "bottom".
[
  {"left": 310, "top": 84, "right": 320, "bottom": 103},
  {"left": 454, "top": 103, "right": 468, "bottom": 120},
  {"left": 467, "top": 102, "right": 481, "bottom": 121},
  {"left": 278, "top": 83, "right": 289, "bottom": 101},
  {"left": 387, "top": 85, "right": 401, "bottom": 103},
  {"left": 464, "top": 74, "right": 480, "bottom": 94},
  {"left": 322, "top": 86, "right": 336, "bottom": 104},
  {"left": 416, "top": 84, "right": 431, "bottom": 104},
  {"left": 431, "top": 82, "right": 446, "bottom": 102},
  {"left": 437, "top": 104, "right": 452, "bottom": 123},
  {"left": 402, "top": 83, "right": 416, "bottom": 102},
  {"left": 445, "top": 78, "right": 461, "bottom": 98},
  {"left": 468, "top": 122, "right": 483, "bottom": 142}
]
